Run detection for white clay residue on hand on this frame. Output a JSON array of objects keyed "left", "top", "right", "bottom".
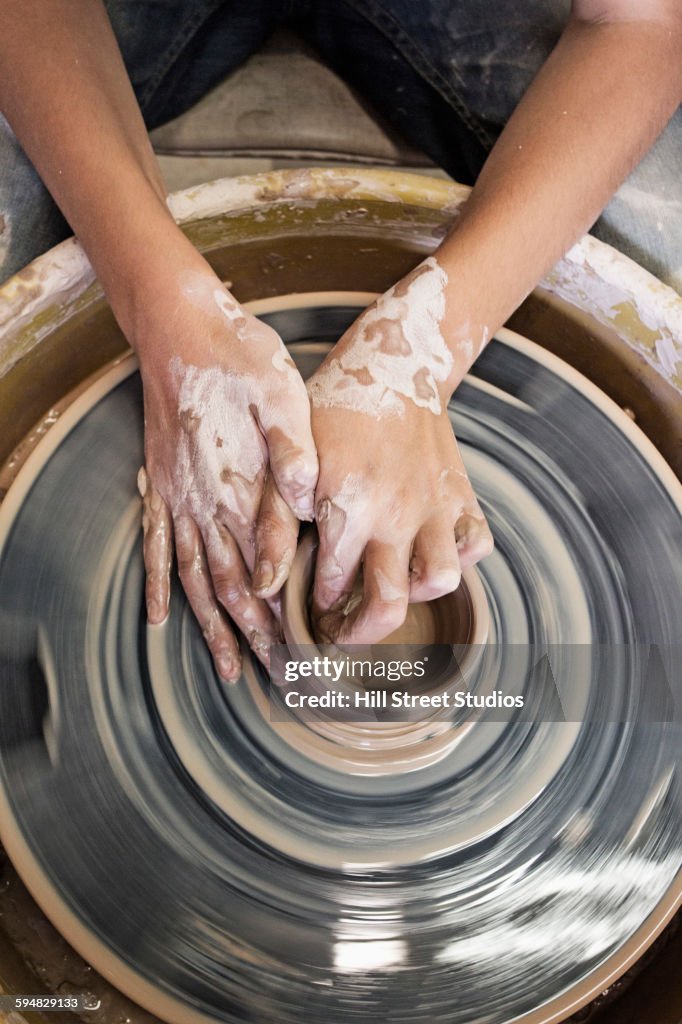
[
  {"left": 271, "top": 344, "right": 298, "bottom": 375},
  {"left": 314, "top": 474, "right": 371, "bottom": 601},
  {"left": 213, "top": 286, "right": 302, "bottom": 383},
  {"left": 308, "top": 257, "right": 454, "bottom": 418},
  {"left": 372, "top": 567, "right": 406, "bottom": 604},
  {"left": 213, "top": 288, "right": 251, "bottom": 340},
  {"left": 170, "top": 356, "right": 266, "bottom": 530},
  {"left": 449, "top": 321, "right": 490, "bottom": 371}
]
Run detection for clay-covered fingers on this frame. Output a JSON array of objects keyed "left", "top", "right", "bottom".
[
  {"left": 330, "top": 540, "right": 411, "bottom": 645},
  {"left": 253, "top": 470, "right": 300, "bottom": 598},
  {"left": 201, "top": 517, "right": 280, "bottom": 671},
  {"left": 214, "top": 463, "right": 264, "bottom": 575},
  {"left": 138, "top": 467, "right": 173, "bottom": 624},
  {"left": 312, "top": 496, "right": 367, "bottom": 619},
  {"left": 174, "top": 514, "right": 242, "bottom": 683},
  {"left": 409, "top": 500, "right": 493, "bottom": 603},
  {"left": 409, "top": 515, "right": 462, "bottom": 603},
  {"left": 455, "top": 501, "right": 494, "bottom": 569},
  {"left": 254, "top": 383, "right": 319, "bottom": 522}
]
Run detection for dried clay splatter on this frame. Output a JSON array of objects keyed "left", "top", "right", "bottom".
[
  {"left": 169, "top": 357, "right": 267, "bottom": 533},
  {"left": 308, "top": 257, "right": 454, "bottom": 417}
]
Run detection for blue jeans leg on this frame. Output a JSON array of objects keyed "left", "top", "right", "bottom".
[
  {"left": 0, "top": 0, "right": 286, "bottom": 283},
  {"left": 2, "top": 0, "right": 680, "bottom": 292},
  {"left": 593, "top": 107, "right": 682, "bottom": 294},
  {"left": 313, "top": 0, "right": 682, "bottom": 293},
  {"left": 0, "top": 113, "right": 71, "bottom": 283}
]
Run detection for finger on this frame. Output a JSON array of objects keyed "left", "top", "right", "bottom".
[
  {"left": 322, "top": 540, "right": 410, "bottom": 645},
  {"left": 312, "top": 493, "right": 368, "bottom": 617},
  {"left": 315, "top": 540, "right": 405, "bottom": 643},
  {"left": 267, "top": 591, "right": 282, "bottom": 623},
  {"left": 409, "top": 515, "right": 462, "bottom": 602},
  {"left": 138, "top": 467, "right": 173, "bottom": 624},
  {"left": 217, "top": 461, "right": 264, "bottom": 573},
  {"left": 202, "top": 517, "right": 280, "bottom": 669},
  {"left": 253, "top": 470, "right": 300, "bottom": 598},
  {"left": 254, "top": 392, "right": 319, "bottom": 521},
  {"left": 174, "top": 514, "right": 242, "bottom": 683},
  {"left": 455, "top": 503, "right": 494, "bottom": 569}
]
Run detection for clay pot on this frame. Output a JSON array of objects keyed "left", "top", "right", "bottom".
[
  {"left": 267, "top": 529, "right": 490, "bottom": 775},
  {"left": 282, "top": 528, "right": 489, "bottom": 652}
]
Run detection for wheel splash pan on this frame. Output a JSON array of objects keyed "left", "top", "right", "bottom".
[{"left": 0, "top": 170, "right": 681, "bottom": 1024}]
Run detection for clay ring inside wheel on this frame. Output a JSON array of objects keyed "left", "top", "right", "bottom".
[
  {"left": 264, "top": 529, "right": 490, "bottom": 776},
  {"left": 0, "top": 293, "right": 680, "bottom": 1024}
]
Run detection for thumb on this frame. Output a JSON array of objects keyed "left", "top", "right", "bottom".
[{"left": 255, "top": 391, "right": 319, "bottom": 522}]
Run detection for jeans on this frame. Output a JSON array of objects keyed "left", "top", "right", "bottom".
[{"left": 1, "top": 0, "right": 680, "bottom": 291}]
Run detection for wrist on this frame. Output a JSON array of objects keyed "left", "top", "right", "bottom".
[
  {"left": 99, "top": 216, "right": 218, "bottom": 354},
  {"left": 440, "top": 311, "right": 490, "bottom": 398},
  {"left": 432, "top": 242, "right": 500, "bottom": 396}
]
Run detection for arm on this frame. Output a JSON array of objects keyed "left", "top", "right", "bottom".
[
  {"left": 438, "top": 0, "right": 682, "bottom": 386},
  {"left": 0, "top": 0, "right": 169, "bottom": 313},
  {"left": 0, "top": 1, "right": 318, "bottom": 678},
  {"left": 308, "top": 0, "right": 682, "bottom": 643}
]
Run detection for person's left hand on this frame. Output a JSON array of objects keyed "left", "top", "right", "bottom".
[{"left": 306, "top": 259, "right": 493, "bottom": 644}]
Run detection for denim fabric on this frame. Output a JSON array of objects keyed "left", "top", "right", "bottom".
[
  {"left": 0, "top": 114, "right": 71, "bottom": 279},
  {"left": 1, "top": 0, "right": 680, "bottom": 291}
]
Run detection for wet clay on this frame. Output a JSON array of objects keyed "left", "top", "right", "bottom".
[{"left": 262, "top": 529, "right": 491, "bottom": 777}]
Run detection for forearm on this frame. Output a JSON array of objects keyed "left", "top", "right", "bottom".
[
  {"left": 0, "top": 0, "right": 183, "bottom": 337},
  {"left": 437, "top": 8, "right": 682, "bottom": 389}
]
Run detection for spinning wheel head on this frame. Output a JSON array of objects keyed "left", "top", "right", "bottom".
[{"left": 0, "top": 295, "right": 680, "bottom": 1024}]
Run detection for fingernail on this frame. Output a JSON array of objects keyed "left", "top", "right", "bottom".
[
  {"left": 148, "top": 599, "right": 165, "bottom": 624},
  {"left": 149, "top": 489, "right": 164, "bottom": 513},
  {"left": 253, "top": 560, "right": 274, "bottom": 593},
  {"left": 294, "top": 502, "right": 315, "bottom": 522},
  {"left": 285, "top": 454, "right": 318, "bottom": 490},
  {"left": 271, "top": 558, "right": 291, "bottom": 592},
  {"left": 218, "top": 653, "right": 240, "bottom": 683},
  {"left": 250, "top": 630, "right": 270, "bottom": 660},
  {"left": 316, "top": 498, "right": 331, "bottom": 522}
]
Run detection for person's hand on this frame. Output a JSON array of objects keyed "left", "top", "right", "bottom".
[
  {"left": 134, "top": 267, "right": 318, "bottom": 680},
  {"left": 307, "top": 258, "right": 493, "bottom": 644}
]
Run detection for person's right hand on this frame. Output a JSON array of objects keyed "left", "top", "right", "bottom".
[{"left": 133, "top": 265, "right": 318, "bottom": 682}]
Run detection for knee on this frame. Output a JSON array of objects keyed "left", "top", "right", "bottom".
[
  {"left": 0, "top": 114, "right": 70, "bottom": 284},
  {"left": 593, "top": 108, "right": 682, "bottom": 294}
]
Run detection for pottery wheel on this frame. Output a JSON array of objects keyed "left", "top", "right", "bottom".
[{"left": 0, "top": 294, "right": 681, "bottom": 1024}]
